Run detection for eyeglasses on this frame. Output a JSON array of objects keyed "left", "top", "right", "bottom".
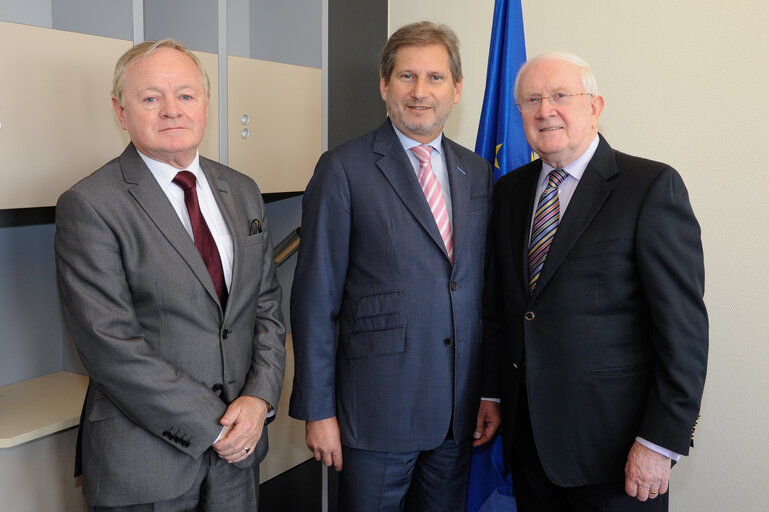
[{"left": 515, "top": 92, "right": 593, "bottom": 112}]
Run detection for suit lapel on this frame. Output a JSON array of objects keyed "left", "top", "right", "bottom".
[
  {"left": 120, "top": 144, "right": 221, "bottom": 306},
  {"left": 531, "top": 137, "right": 617, "bottom": 298},
  {"left": 200, "top": 157, "right": 245, "bottom": 316},
  {"left": 374, "top": 121, "right": 450, "bottom": 261},
  {"left": 444, "top": 138, "right": 469, "bottom": 263},
  {"left": 508, "top": 164, "right": 542, "bottom": 293}
]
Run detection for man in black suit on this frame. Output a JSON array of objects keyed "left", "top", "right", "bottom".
[{"left": 485, "top": 51, "right": 708, "bottom": 511}]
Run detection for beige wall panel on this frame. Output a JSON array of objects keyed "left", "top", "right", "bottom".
[
  {"left": 0, "top": 22, "right": 220, "bottom": 208},
  {"left": 0, "top": 22, "right": 130, "bottom": 208},
  {"left": 259, "top": 335, "right": 311, "bottom": 482},
  {"left": 228, "top": 56, "right": 321, "bottom": 193},
  {"left": 194, "top": 51, "right": 220, "bottom": 163},
  {"left": 0, "top": 428, "right": 86, "bottom": 512}
]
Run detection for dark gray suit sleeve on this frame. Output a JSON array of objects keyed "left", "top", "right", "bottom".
[
  {"left": 55, "top": 189, "right": 226, "bottom": 459},
  {"left": 635, "top": 166, "right": 708, "bottom": 455},
  {"left": 240, "top": 193, "right": 286, "bottom": 409},
  {"left": 288, "top": 150, "right": 351, "bottom": 421}
]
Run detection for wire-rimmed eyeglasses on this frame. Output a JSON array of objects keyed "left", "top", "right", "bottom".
[{"left": 515, "top": 92, "right": 593, "bottom": 112}]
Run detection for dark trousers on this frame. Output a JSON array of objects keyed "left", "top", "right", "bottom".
[
  {"left": 339, "top": 438, "right": 472, "bottom": 512},
  {"left": 512, "top": 389, "right": 668, "bottom": 512},
  {"left": 89, "top": 449, "right": 258, "bottom": 512}
]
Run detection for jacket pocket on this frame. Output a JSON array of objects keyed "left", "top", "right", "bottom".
[
  {"left": 347, "top": 290, "right": 406, "bottom": 359},
  {"left": 590, "top": 361, "right": 653, "bottom": 377},
  {"left": 87, "top": 392, "right": 123, "bottom": 422}
]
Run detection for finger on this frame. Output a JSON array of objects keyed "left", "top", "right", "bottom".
[
  {"left": 321, "top": 451, "right": 334, "bottom": 468},
  {"left": 624, "top": 478, "right": 638, "bottom": 498},
  {"left": 331, "top": 451, "right": 344, "bottom": 472},
  {"left": 648, "top": 489, "right": 660, "bottom": 499}
]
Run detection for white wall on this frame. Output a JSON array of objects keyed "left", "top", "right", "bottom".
[{"left": 390, "top": 1, "right": 769, "bottom": 511}]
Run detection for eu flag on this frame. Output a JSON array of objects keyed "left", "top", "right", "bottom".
[
  {"left": 475, "top": 0, "right": 531, "bottom": 183},
  {"left": 467, "top": 1, "right": 526, "bottom": 510}
]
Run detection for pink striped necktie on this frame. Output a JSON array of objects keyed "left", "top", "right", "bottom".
[{"left": 411, "top": 144, "right": 453, "bottom": 263}]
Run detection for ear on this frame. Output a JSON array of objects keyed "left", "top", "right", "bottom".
[
  {"left": 590, "top": 94, "right": 605, "bottom": 128},
  {"left": 112, "top": 96, "right": 128, "bottom": 130},
  {"left": 453, "top": 78, "right": 463, "bottom": 104},
  {"left": 379, "top": 75, "right": 389, "bottom": 102}
]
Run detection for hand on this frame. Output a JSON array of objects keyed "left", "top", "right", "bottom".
[
  {"left": 473, "top": 400, "right": 501, "bottom": 447},
  {"left": 624, "top": 441, "right": 671, "bottom": 501},
  {"left": 213, "top": 396, "right": 270, "bottom": 463},
  {"left": 306, "top": 417, "right": 343, "bottom": 471}
]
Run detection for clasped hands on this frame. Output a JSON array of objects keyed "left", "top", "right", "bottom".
[{"left": 213, "top": 396, "right": 270, "bottom": 464}]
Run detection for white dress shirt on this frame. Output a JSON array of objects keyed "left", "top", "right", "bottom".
[
  {"left": 392, "top": 125, "right": 453, "bottom": 229},
  {"left": 138, "top": 151, "right": 234, "bottom": 291}
]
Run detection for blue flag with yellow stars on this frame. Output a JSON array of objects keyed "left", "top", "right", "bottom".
[{"left": 475, "top": 0, "right": 531, "bottom": 183}]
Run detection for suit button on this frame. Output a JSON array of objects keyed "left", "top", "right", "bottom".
[
  {"left": 162, "top": 430, "right": 171, "bottom": 439},
  {"left": 212, "top": 383, "right": 223, "bottom": 393},
  {"left": 444, "top": 337, "right": 455, "bottom": 347},
  {"left": 181, "top": 440, "right": 190, "bottom": 448},
  {"left": 524, "top": 311, "right": 535, "bottom": 321},
  {"left": 450, "top": 282, "right": 458, "bottom": 291},
  {"left": 222, "top": 329, "right": 230, "bottom": 339}
]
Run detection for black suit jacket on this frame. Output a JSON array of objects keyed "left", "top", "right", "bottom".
[{"left": 485, "top": 135, "right": 708, "bottom": 487}]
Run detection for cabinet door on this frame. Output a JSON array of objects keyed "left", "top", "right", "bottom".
[
  {"left": 0, "top": 22, "right": 130, "bottom": 208},
  {"left": 228, "top": 56, "right": 321, "bottom": 193},
  {"left": 0, "top": 21, "right": 220, "bottom": 208}
]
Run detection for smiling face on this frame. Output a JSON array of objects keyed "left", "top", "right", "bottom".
[
  {"left": 380, "top": 44, "right": 462, "bottom": 143},
  {"left": 112, "top": 48, "right": 208, "bottom": 169},
  {"left": 517, "top": 58, "right": 604, "bottom": 168}
]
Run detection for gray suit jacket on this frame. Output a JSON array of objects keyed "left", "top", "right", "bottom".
[
  {"left": 55, "top": 143, "right": 286, "bottom": 507},
  {"left": 289, "top": 120, "right": 495, "bottom": 452}
]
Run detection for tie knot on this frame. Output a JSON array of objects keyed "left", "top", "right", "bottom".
[
  {"left": 411, "top": 145, "right": 433, "bottom": 165},
  {"left": 173, "top": 170, "right": 197, "bottom": 190},
  {"left": 547, "top": 168, "right": 568, "bottom": 188}
]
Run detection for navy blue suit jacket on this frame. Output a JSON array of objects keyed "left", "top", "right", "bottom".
[
  {"left": 289, "top": 120, "right": 494, "bottom": 451},
  {"left": 486, "top": 135, "right": 708, "bottom": 486}
]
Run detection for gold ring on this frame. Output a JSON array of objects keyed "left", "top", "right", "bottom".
[{"left": 649, "top": 491, "right": 658, "bottom": 496}]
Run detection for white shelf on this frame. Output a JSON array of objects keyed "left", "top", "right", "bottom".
[{"left": 0, "top": 371, "right": 88, "bottom": 448}]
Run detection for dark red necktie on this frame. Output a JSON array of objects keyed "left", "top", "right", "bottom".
[{"left": 172, "top": 171, "right": 228, "bottom": 306}]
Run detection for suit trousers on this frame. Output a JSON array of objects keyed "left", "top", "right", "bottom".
[
  {"left": 339, "top": 438, "right": 472, "bottom": 512},
  {"left": 88, "top": 449, "right": 258, "bottom": 512},
  {"left": 512, "top": 383, "right": 668, "bottom": 512}
]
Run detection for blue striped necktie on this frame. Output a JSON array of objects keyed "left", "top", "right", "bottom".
[{"left": 528, "top": 168, "right": 568, "bottom": 294}]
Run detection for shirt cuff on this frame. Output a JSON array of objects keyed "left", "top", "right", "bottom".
[
  {"left": 635, "top": 436, "right": 682, "bottom": 462},
  {"left": 481, "top": 397, "right": 501, "bottom": 403}
]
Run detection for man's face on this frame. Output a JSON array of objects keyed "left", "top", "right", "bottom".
[
  {"left": 113, "top": 48, "right": 208, "bottom": 169},
  {"left": 517, "top": 59, "right": 604, "bottom": 168},
  {"left": 380, "top": 44, "right": 462, "bottom": 143}
]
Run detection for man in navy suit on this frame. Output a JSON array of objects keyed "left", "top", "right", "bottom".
[
  {"left": 485, "top": 52, "right": 708, "bottom": 511},
  {"left": 289, "top": 21, "right": 500, "bottom": 511}
]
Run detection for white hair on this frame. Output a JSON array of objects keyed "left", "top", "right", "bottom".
[{"left": 514, "top": 51, "right": 599, "bottom": 101}]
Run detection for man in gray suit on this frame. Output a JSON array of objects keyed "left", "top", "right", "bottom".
[
  {"left": 55, "top": 39, "right": 285, "bottom": 511},
  {"left": 289, "top": 21, "right": 500, "bottom": 511}
]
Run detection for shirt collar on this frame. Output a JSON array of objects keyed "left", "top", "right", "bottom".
[
  {"left": 541, "top": 134, "right": 600, "bottom": 182},
  {"left": 391, "top": 123, "right": 444, "bottom": 156},
  {"left": 138, "top": 150, "right": 203, "bottom": 188}
]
